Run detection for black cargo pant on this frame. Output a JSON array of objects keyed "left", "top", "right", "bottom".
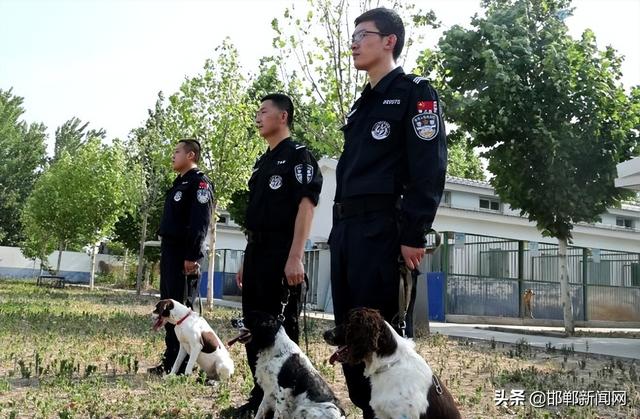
[
  {"left": 241, "top": 238, "right": 302, "bottom": 404},
  {"left": 329, "top": 207, "right": 416, "bottom": 419},
  {"left": 159, "top": 240, "right": 200, "bottom": 371}
]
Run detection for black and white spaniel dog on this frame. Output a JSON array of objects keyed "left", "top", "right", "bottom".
[
  {"left": 152, "top": 299, "right": 234, "bottom": 380},
  {"left": 324, "top": 308, "right": 461, "bottom": 419},
  {"left": 228, "top": 311, "right": 345, "bottom": 419}
]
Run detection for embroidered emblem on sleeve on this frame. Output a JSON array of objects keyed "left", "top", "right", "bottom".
[
  {"left": 412, "top": 113, "right": 439, "bottom": 141},
  {"left": 294, "top": 164, "right": 314, "bottom": 184}
]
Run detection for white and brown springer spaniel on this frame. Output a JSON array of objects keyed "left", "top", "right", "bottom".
[
  {"left": 324, "top": 308, "right": 461, "bottom": 419},
  {"left": 228, "top": 311, "right": 345, "bottom": 419},
  {"left": 152, "top": 299, "right": 234, "bottom": 380}
]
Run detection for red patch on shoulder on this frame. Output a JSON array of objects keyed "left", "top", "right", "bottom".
[
  {"left": 417, "top": 101, "right": 437, "bottom": 113},
  {"left": 199, "top": 181, "right": 208, "bottom": 189}
]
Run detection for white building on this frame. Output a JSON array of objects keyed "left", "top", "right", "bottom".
[{"left": 214, "top": 157, "right": 640, "bottom": 252}]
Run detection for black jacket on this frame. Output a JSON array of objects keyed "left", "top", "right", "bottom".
[
  {"left": 158, "top": 168, "right": 213, "bottom": 260},
  {"left": 335, "top": 67, "right": 447, "bottom": 247}
]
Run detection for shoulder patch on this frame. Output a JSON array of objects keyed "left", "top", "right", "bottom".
[
  {"left": 294, "top": 164, "right": 314, "bottom": 184},
  {"left": 412, "top": 113, "right": 439, "bottom": 141},
  {"left": 412, "top": 76, "right": 429, "bottom": 84},
  {"left": 197, "top": 188, "right": 210, "bottom": 204}
]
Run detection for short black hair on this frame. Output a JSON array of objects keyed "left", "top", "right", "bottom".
[
  {"left": 261, "top": 93, "right": 294, "bottom": 129},
  {"left": 178, "top": 138, "right": 201, "bottom": 163},
  {"left": 355, "top": 8, "right": 405, "bottom": 61}
]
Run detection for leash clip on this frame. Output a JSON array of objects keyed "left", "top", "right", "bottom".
[
  {"left": 433, "top": 374, "right": 444, "bottom": 395},
  {"left": 278, "top": 282, "right": 291, "bottom": 323}
]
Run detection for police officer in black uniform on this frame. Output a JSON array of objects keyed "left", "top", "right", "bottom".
[
  {"left": 330, "top": 8, "right": 447, "bottom": 418},
  {"left": 149, "top": 138, "right": 214, "bottom": 375},
  {"left": 234, "top": 93, "right": 323, "bottom": 416}
]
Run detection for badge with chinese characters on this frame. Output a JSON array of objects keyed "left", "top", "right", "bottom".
[{"left": 412, "top": 113, "right": 439, "bottom": 141}]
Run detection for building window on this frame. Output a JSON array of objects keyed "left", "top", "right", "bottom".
[
  {"left": 479, "top": 197, "right": 500, "bottom": 211},
  {"left": 616, "top": 217, "right": 634, "bottom": 229}
]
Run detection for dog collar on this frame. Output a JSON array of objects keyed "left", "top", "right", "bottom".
[
  {"left": 176, "top": 310, "right": 192, "bottom": 326},
  {"left": 370, "top": 358, "right": 401, "bottom": 376}
]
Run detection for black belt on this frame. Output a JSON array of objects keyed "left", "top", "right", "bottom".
[
  {"left": 246, "top": 230, "right": 292, "bottom": 244},
  {"left": 333, "top": 195, "right": 398, "bottom": 220}
]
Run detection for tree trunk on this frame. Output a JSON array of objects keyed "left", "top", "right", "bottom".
[
  {"left": 56, "top": 242, "right": 64, "bottom": 274},
  {"left": 136, "top": 211, "right": 149, "bottom": 295},
  {"left": 558, "top": 237, "right": 575, "bottom": 335},
  {"left": 207, "top": 201, "right": 218, "bottom": 310},
  {"left": 144, "top": 262, "right": 151, "bottom": 290},
  {"left": 89, "top": 243, "right": 97, "bottom": 290},
  {"left": 122, "top": 248, "right": 129, "bottom": 285}
]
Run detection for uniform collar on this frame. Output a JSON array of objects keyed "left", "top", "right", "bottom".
[
  {"left": 175, "top": 167, "right": 199, "bottom": 184},
  {"left": 266, "top": 137, "right": 292, "bottom": 155},
  {"left": 370, "top": 66, "right": 405, "bottom": 94}
]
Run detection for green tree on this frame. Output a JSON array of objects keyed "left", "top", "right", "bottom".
[
  {"left": 0, "top": 88, "right": 47, "bottom": 245},
  {"left": 53, "top": 116, "right": 106, "bottom": 161},
  {"left": 435, "top": 0, "right": 640, "bottom": 333},
  {"left": 166, "top": 39, "right": 263, "bottom": 307},
  {"left": 21, "top": 138, "right": 135, "bottom": 287},
  {"left": 447, "top": 140, "right": 485, "bottom": 180},
  {"left": 121, "top": 93, "right": 174, "bottom": 294}
]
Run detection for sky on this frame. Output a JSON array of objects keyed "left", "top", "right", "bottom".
[{"left": 1, "top": 0, "right": 639, "bottom": 155}]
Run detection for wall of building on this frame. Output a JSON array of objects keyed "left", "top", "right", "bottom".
[{"left": 0, "top": 246, "right": 123, "bottom": 282}]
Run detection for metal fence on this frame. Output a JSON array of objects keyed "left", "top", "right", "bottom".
[
  {"left": 211, "top": 248, "right": 328, "bottom": 308},
  {"left": 213, "top": 249, "right": 244, "bottom": 296},
  {"left": 434, "top": 233, "right": 640, "bottom": 322}
]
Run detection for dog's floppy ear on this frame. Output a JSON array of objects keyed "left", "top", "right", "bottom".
[
  {"left": 345, "top": 308, "right": 382, "bottom": 363},
  {"left": 156, "top": 299, "right": 173, "bottom": 317}
]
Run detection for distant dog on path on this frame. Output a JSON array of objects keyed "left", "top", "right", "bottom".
[{"left": 523, "top": 289, "right": 535, "bottom": 319}]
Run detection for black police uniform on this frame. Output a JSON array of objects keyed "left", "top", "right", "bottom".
[
  {"left": 330, "top": 67, "right": 447, "bottom": 418},
  {"left": 157, "top": 167, "right": 213, "bottom": 371},
  {"left": 242, "top": 137, "right": 322, "bottom": 405}
]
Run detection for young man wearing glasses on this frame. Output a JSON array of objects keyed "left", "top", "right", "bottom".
[{"left": 329, "top": 8, "right": 447, "bottom": 418}]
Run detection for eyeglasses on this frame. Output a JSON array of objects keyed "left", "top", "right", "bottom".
[{"left": 351, "top": 30, "right": 390, "bottom": 44}]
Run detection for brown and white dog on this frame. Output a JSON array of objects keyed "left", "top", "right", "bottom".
[
  {"left": 324, "top": 308, "right": 461, "bottom": 419},
  {"left": 151, "top": 299, "right": 234, "bottom": 380},
  {"left": 523, "top": 289, "right": 535, "bottom": 319}
]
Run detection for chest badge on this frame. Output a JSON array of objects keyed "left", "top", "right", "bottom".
[
  {"left": 269, "top": 175, "right": 283, "bottom": 190},
  {"left": 173, "top": 191, "right": 183, "bottom": 202},
  {"left": 412, "top": 113, "right": 439, "bottom": 141},
  {"left": 371, "top": 120, "right": 391, "bottom": 140}
]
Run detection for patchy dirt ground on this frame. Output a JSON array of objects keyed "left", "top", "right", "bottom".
[{"left": 0, "top": 281, "right": 637, "bottom": 418}]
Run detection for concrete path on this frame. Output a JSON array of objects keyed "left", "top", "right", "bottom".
[{"left": 429, "top": 322, "right": 640, "bottom": 360}]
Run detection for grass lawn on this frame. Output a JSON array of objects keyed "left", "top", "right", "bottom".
[{"left": 0, "top": 280, "right": 638, "bottom": 418}]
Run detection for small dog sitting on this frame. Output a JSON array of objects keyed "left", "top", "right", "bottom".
[
  {"left": 228, "top": 311, "right": 345, "bottom": 419},
  {"left": 151, "top": 299, "right": 234, "bottom": 380},
  {"left": 523, "top": 289, "right": 535, "bottom": 319},
  {"left": 324, "top": 308, "right": 461, "bottom": 419}
]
